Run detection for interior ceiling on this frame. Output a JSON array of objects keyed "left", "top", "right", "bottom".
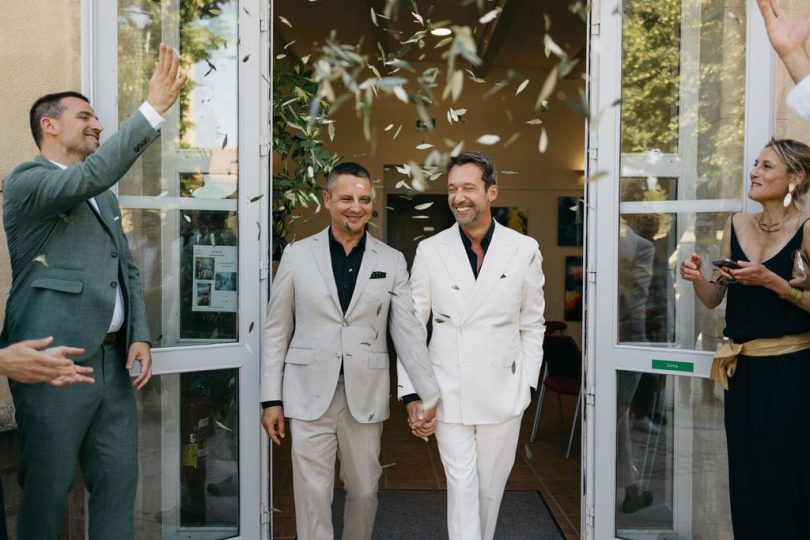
[{"left": 274, "top": 0, "right": 586, "bottom": 76}]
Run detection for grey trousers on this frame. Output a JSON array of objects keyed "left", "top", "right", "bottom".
[{"left": 11, "top": 340, "right": 137, "bottom": 539}]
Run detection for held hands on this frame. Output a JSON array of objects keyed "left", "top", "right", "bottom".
[
  {"left": 406, "top": 401, "right": 437, "bottom": 441},
  {"left": 127, "top": 341, "right": 152, "bottom": 390},
  {"left": 146, "top": 43, "right": 189, "bottom": 114},
  {"left": 0, "top": 337, "right": 91, "bottom": 386},
  {"left": 261, "top": 406, "right": 286, "bottom": 446}
]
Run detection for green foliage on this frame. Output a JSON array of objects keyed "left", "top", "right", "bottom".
[{"left": 272, "top": 58, "right": 341, "bottom": 258}]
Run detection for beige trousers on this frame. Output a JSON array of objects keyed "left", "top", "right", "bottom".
[
  {"left": 435, "top": 414, "right": 523, "bottom": 540},
  {"left": 290, "top": 378, "right": 383, "bottom": 540}
]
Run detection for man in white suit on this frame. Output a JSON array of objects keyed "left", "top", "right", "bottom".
[
  {"left": 398, "top": 151, "right": 545, "bottom": 539},
  {"left": 759, "top": 0, "right": 810, "bottom": 118},
  {"left": 260, "top": 162, "right": 440, "bottom": 540}
]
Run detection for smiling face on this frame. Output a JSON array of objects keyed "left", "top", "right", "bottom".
[
  {"left": 447, "top": 162, "right": 498, "bottom": 229},
  {"left": 323, "top": 174, "right": 373, "bottom": 236},
  {"left": 44, "top": 97, "right": 103, "bottom": 163},
  {"left": 748, "top": 146, "right": 796, "bottom": 204}
]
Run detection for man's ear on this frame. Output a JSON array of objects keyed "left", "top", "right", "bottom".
[
  {"left": 487, "top": 184, "right": 499, "bottom": 202},
  {"left": 322, "top": 189, "right": 332, "bottom": 210},
  {"left": 40, "top": 117, "right": 58, "bottom": 137}
]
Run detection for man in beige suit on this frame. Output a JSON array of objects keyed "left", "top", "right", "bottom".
[
  {"left": 398, "top": 151, "right": 545, "bottom": 540},
  {"left": 260, "top": 162, "right": 440, "bottom": 540}
]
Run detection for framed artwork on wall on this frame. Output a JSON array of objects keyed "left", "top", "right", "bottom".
[
  {"left": 492, "top": 207, "right": 528, "bottom": 234},
  {"left": 558, "top": 196, "right": 584, "bottom": 246},
  {"left": 564, "top": 255, "right": 584, "bottom": 321}
]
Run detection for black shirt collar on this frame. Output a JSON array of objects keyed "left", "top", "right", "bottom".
[
  {"left": 328, "top": 226, "right": 367, "bottom": 254},
  {"left": 459, "top": 218, "right": 496, "bottom": 254}
]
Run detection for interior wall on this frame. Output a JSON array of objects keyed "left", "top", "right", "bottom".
[
  {"left": 288, "top": 66, "right": 587, "bottom": 345},
  {"left": 0, "top": 0, "right": 83, "bottom": 426}
]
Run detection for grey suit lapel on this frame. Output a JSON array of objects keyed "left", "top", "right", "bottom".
[
  {"left": 461, "top": 223, "right": 517, "bottom": 323},
  {"left": 310, "top": 228, "right": 344, "bottom": 316},
  {"left": 345, "top": 232, "right": 381, "bottom": 318}
]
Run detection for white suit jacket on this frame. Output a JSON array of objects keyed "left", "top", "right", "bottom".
[
  {"left": 787, "top": 75, "right": 810, "bottom": 120},
  {"left": 261, "top": 228, "right": 439, "bottom": 423},
  {"left": 398, "top": 222, "right": 545, "bottom": 424}
]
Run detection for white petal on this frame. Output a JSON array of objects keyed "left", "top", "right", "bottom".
[
  {"left": 414, "top": 202, "right": 434, "bottom": 210},
  {"left": 479, "top": 8, "right": 501, "bottom": 24},
  {"left": 416, "top": 143, "right": 434, "bottom": 150},
  {"left": 538, "top": 128, "right": 549, "bottom": 153},
  {"left": 516, "top": 79, "right": 529, "bottom": 96},
  {"left": 477, "top": 134, "right": 501, "bottom": 145}
]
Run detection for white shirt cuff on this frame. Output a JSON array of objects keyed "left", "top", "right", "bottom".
[
  {"left": 786, "top": 75, "right": 810, "bottom": 121},
  {"left": 138, "top": 102, "right": 166, "bottom": 129}
]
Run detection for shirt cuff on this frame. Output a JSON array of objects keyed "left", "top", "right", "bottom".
[
  {"left": 261, "top": 400, "right": 282, "bottom": 409},
  {"left": 786, "top": 75, "right": 810, "bottom": 121},
  {"left": 138, "top": 102, "right": 166, "bottom": 129},
  {"left": 401, "top": 393, "right": 421, "bottom": 405}
]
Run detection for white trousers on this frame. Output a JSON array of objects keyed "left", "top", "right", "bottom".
[
  {"left": 290, "top": 379, "right": 383, "bottom": 540},
  {"left": 435, "top": 414, "right": 523, "bottom": 540}
]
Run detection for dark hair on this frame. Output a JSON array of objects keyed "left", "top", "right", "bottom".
[
  {"left": 29, "top": 91, "right": 90, "bottom": 149},
  {"left": 765, "top": 138, "right": 810, "bottom": 200},
  {"left": 447, "top": 151, "right": 497, "bottom": 190},
  {"left": 326, "top": 161, "right": 371, "bottom": 194}
]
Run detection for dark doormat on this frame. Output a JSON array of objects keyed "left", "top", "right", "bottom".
[{"left": 332, "top": 489, "right": 564, "bottom": 539}]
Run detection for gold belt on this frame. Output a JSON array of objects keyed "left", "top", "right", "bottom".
[{"left": 711, "top": 332, "right": 810, "bottom": 390}]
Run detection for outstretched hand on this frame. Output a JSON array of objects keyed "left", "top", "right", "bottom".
[
  {"left": 0, "top": 337, "right": 92, "bottom": 386},
  {"left": 147, "top": 43, "right": 189, "bottom": 114},
  {"left": 758, "top": 0, "right": 810, "bottom": 83}
]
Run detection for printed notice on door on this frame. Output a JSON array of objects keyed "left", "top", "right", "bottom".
[{"left": 192, "top": 245, "right": 237, "bottom": 312}]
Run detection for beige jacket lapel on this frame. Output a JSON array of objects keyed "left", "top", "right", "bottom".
[
  {"left": 310, "top": 228, "right": 344, "bottom": 316},
  {"left": 344, "top": 232, "right": 382, "bottom": 318}
]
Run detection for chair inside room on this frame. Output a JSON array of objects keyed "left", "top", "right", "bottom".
[{"left": 529, "top": 321, "right": 583, "bottom": 459}]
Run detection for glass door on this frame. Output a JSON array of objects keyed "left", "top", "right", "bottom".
[
  {"left": 88, "top": 0, "right": 269, "bottom": 538},
  {"left": 585, "top": 0, "right": 775, "bottom": 538}
]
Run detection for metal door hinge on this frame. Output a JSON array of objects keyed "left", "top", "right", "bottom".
[
  {"left": 591, "top": 23, "right": 600, "bottom": 36},
  {"left": 260, "top": 137, "right": 270, "bottom": 156},
  {"left": 586, "top": 505, "right": 595, "bottom": 526},
  {"left": 587, "top": 270, "right": 596, "bottom": 284},
  {"left": 261, "top": 505, "right": 271, "bottom": 525},
  {"left": 587, "top": 146, "right": 598, "bottom": 162},
  {"left": 260, "top": 259, "right": 270, "bottom": 281},
  {"left": 586, "top": 392, "right": 595, "bottom": 405}
]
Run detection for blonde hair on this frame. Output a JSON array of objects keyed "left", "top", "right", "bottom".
[{"left": 766, "top": 138, "right": 810, "bottom": 200}]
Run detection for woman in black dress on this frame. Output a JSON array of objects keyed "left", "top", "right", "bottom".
[{"left": 680, "top": 138, "right": 810, "bottom": 539}]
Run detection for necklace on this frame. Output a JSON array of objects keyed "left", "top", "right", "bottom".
[{"left": 757, "top": 211, "right": 795, "bottom": 233}]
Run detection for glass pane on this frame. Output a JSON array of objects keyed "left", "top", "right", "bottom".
[
  {"left": 136, "top": 369, "right": 240, "bottom": 539},
  {"left": 117, "top": 0, "right": 240, "bottom": 347},
  {"left": 615, "top": 371, "right": 731, "bottom": 539},
  {"left": 621, "top": 0, "right": 682, "bottom": 154},
  {"left": 621, "top": 0, "right": 747, "bottom": 201}
]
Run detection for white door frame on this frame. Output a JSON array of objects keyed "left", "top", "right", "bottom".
[
  {"left": 584, "top": 0, "right": 776, "bottom": 538},
  {"left": 82, "top": 0, "right": 270, "bottom": 537}
]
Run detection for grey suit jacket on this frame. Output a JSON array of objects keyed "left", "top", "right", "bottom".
[
  {"left": 2, "top": 111, "right": 156, "bottom": 360},
  {"left": 261, "top": 228, "right": 439, "bottom": 423}
]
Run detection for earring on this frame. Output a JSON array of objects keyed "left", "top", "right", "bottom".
[{"left": 784, "top": 182, "right": 796, "bottom": 207}]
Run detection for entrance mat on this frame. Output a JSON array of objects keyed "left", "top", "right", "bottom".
[{"left": 332, "top": 489, "right": 564, "bottom": 539}]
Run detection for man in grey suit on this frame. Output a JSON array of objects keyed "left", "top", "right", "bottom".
[
  {"left": 3, "top": 43, "right": 187, "bottom": 538},
  {"left": 261, "top": 162, "right": 440, "bottom": 540}
]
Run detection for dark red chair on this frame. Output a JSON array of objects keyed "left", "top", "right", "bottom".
[{"left": 529, "top": 332, "right": 582, "bottom": 459}]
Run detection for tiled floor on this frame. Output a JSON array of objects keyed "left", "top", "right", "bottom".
[{"left": 271, "top": 391, "right": 582, "bottom": 539}]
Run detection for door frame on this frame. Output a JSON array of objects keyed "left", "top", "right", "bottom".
[
  {"left": 82, "top": 0, "right": 270, "bottom": 537},
  {"left": 583, "top": 0, "right": 777, "bottom": 538}
]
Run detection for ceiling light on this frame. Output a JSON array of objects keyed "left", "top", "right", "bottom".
[{"left": 430, "top": 28, "right": 452, "bottom": 37}]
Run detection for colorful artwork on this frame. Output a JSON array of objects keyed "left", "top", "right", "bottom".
[
  {"left": 492, "top": 207, "right": 528, "bottom": 234},
  {"left": 564, "top": 256, "right": 584, "bottom": 321}
]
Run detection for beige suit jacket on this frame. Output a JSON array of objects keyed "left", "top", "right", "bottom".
[
  {"left": 261, "top": 228, "right": 439, "bottom": 423},
  {"left": 398, "top": 222, "right": 545, "bottom": 424}
]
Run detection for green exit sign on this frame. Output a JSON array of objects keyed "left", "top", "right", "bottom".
[{"left": 652, "top": 359, "right": 694, "bottom": 373}]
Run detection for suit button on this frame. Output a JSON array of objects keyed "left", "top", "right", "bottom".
[
  {"left": 111, "top": 282, "right": 117, "bottom": 288},
  {"left": 111, "top": 251, "right": 118, "bottom": 258}
]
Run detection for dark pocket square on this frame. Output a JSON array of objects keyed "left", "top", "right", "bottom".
[{"left": 370, "top": 271, "right": 386, "bottom": 279}]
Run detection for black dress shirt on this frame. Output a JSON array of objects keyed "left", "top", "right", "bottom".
[
  {"left": 262, "top": 228, "right": 366, "bottom": 409},
  {"left": 459, "top": 218, "right": 496, "bottom": 279}
]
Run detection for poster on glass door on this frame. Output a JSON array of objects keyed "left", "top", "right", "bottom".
[{"left": 192, "top": 245, "right": 237, "bottom": 312}]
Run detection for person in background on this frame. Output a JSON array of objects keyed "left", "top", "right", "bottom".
[
  {"left": 680, "top": 138, "right": 810, "bottom": 539},
  {"left": 759, "top": 0, "right": 810, "bottom": 118}
]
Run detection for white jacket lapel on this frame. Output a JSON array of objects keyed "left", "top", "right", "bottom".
[
  {"left": 461, "top": 223, "right": 517, "bottom": 322},
  {"left": 436, "top": 224, "right": 476, "bottom": 299}
]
